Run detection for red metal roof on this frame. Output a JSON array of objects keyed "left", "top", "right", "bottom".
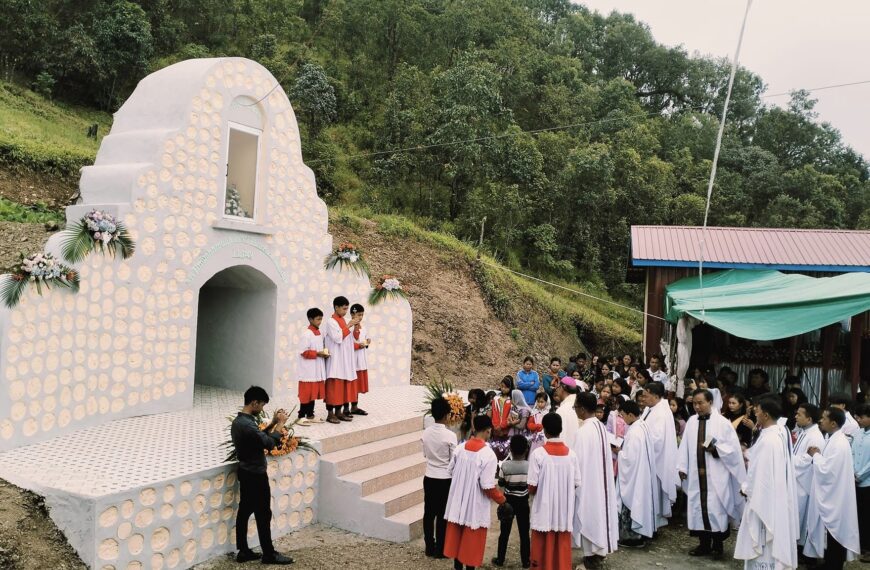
[{"left": 631, "top": 226, "right": 870, "bottom": 272}]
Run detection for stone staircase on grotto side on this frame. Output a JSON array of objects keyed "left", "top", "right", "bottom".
[{"left": 318, "top": 415, "right": 427, "bottom": 542}]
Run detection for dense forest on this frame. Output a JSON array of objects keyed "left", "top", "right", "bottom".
[{"left": 3, "top": 0, "right": 869, "bottom": 295}]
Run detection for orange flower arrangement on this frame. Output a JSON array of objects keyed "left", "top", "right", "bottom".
[
  {"left": 222, "top": 407, "right": 318, "bottom": 462},
  {"left": 259, "top": 424, "right": 301, "bottom": 457}
]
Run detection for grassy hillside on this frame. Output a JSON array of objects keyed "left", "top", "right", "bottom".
[{"left": 0, "top": 82, "right": 642, "bottom": 362}]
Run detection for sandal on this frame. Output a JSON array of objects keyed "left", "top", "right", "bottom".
[
  {"left": 326, "top": 414, "right": 341, "bottom": 424},
  {"left": 351, "top": 408, "right": 368, "bottom": 416},
  {"left": 297, "top": 418, "right": 311, "bottom": 426}
]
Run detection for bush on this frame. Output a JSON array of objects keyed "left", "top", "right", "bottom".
[{"left": 32, "top": 72, "right": 55, "bottom": 99}]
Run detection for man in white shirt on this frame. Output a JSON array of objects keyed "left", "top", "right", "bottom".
[
  {"left": 641, "top": 381, "right": 678, "bottom": 529},
  {"left": 734, "top": 397, "right": 798, "bottom": 569},
  {"left": 615, "top": 400, "right": 658, "bottom": 547},
  {"left": 805, "top": 407, "right": 861, "bottom": 568},
  {"left": 553, "top": 376, "right": 579, "bottom": 453},
  {"left": 648, "top": 355, "right": 670, "bottom": 392},
  {"left": 829, "top": 393, "right": 860, "bottom": 438},
  {"left": 792, "top": 402, "right": 824, "bottom": 553},
  {"left": 422, "top": 397, "right": 458, "bottom": 559}
]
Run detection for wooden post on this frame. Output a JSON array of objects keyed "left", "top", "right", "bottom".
[
  {"left": 851, "top": 313, "right": 865, "bottom": 401},
  {"left": 820, "top": 323, "right": 838, "bottom": 407},
  {"left": 476, "top": 217, "right": 486, "bottom": 260},
  {"left": 788, "top": 336, "right": 798, "bottom": 376}
]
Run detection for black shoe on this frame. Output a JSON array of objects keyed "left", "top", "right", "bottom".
[
  {"left": 689, "top": 547, "right": 711, "bottom": 556},
  {"left": 237, "top": 550, "right": 262, "bottom": 563},
  {"left": 262, "top": 553, "right": 294, "bottom": 565},
  {"left": 433, "top": 553, "right": 447, "bottom": 559},
  {"left": 352, "top": 408, "right": 369, "bottom": 415},
  {"left": 711, "top": 550, "right": 724, "bottom": 561},
  {"left": 522, "top": 562, "right": 531, "bottom": 568},
  {"left": 618, "top": 538, "right": 646, "bottom": 548},
  {"left": 491, "top": 557, "right": 504, "bottom": 567}
]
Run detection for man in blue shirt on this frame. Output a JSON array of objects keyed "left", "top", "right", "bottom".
[{"left": 853, "top": 403, "right": 870, "bottom": 562}]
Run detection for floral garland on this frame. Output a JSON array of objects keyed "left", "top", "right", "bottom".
[
  {"left": 369, "top": 274, "right": 407, "bottom": 305},
  {"left": 422, "top": 380, "right": 466, "bottom": 425},
  {"left": 324, "top": 242, "right": 370, "bottom": 278},
  {"left": 224, "top": 184, "right": 250, "bottom": 218},
  {"left": 61, "top": 210, "right": 135, "bottom": 264},
  {"left": 1, "top": 252, "right": 79, "bottom": 308},
  {"left": 222, "top": 407, "right": 318, "bottom": 462}
]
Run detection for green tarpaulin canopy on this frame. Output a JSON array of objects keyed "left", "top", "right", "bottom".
[{"left": 664, "top": 269, "right": 870, "bottom": 340}]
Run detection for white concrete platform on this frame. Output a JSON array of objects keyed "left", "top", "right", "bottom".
[{"left": 0, "top": 384, "right": 430, "bottom": 569}]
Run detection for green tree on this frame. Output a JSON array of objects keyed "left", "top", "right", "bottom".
[{"left": 289, "top": 62, "right": 337, "bottom": 137}]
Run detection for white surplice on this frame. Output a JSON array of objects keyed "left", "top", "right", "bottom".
[
  {"left": 734, "top": 425, "right": 799, "bottom": 570},
  {"left": 677, "top": 412, "right": 746, "bottom": 533},
  {"left": 556, "top": 394, "right": 578, "bottom": 452},
  {"left": 324, "top": 315, "right": 356, "bottom": 380},
  {"left": 444, "top": 439, "right": 499, "bottom": 530},
  {"left": 528, "top": 438, "right": 581, "bottom": 532},
  {"left": 792, "top": 424, "right": 825, "bottom": 545},
  {"left": 617, "top": 419, "right": 658, "bottom": 539},
  {"left": 572, "top": 419, "right": 618, "bottom": 556},
  {"left": 803, "top": 430, "right": 861, "bottom": 561},
  {"left": 641, "top": 398, "right": 679, "bottom": 526},
  {"left": 843, "top": 411, "right": 859, "bottom": 438}
]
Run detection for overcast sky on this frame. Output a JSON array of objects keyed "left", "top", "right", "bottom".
[{"left": 580, "top": 0, "right": 870, "bottom": 160}]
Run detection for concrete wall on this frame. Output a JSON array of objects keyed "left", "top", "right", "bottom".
[{"left": 0, "top": 58, "right": 414, "bottom": 452}]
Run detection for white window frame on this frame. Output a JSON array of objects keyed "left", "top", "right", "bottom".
[{"left": 223, "top": 121, "right": 262, "bottom": 223}]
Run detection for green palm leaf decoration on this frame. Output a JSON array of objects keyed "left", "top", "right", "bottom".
[
  {"left": 61, "top": 210, "right": 135, "bottom": 264},
  {"left": 2, "top": 252, "right": 80, "bottom": 309},
  {"left": 324, "top": 242, "right": 370, "bottom": 278}
]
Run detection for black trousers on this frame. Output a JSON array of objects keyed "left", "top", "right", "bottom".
[
  {"left": 497, "top": 494, "right": 530, "bottom": 565},
  {"left": 858, "top": 485, "right": 870, "bottom": 552},
  {"left": 694, "top": 529, "right": 728, "bottom": 552},
  {"left": 298, "top": 401, "right": 316, "bottom": 417},
  {"left": 423, "top": 476, "right": 451, "bottom": 555},
  {"left": 236, "top": 469, "right": 275, "bottom": 556},
  {"left": 824, "top": 531, "right": 847, "bottom": 570}
]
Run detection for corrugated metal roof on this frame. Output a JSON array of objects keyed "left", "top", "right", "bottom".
[{"left": 631, "top": 226, "right": 870, "bottom": 272}]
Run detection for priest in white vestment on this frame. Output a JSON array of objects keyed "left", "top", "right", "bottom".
[
  {"left": 324, "top": 296, "right": 360, "bottom": 423},
  {"left": 804, "top": 407, "right": 861, "bottom": 568},
  {"left": 615, "top": 400, "right": 658, "bottom": 547},
  {"left": 571, "top": 392, "right": 618, "bottom": 567},
  {"left": 443, "top": 415, "right": 506, "bottom": 569},
  {"left": 677, "top": 389, "right": 746, "bottom": 560},
  {"left": 553, "top": 376, "right": 579, "bottom": 453},
  {"left": 791, "top": 402, "right": 824, "bottom": 549},
  {"left": 735, "top": 398, "right": 799, "bottom": 569},
  {"left": 640, "top": 381, "right": 678, "bottom": 528},
  {"left": 528, "top": 412, "right": 581, "bottom": 570}
]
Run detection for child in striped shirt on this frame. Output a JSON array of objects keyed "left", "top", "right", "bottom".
[{"left": 493, "top": 435, "right": 531, "bottom": 568}]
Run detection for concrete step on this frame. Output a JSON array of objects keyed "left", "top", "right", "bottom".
[
  {"left": 321, "top": 431, "right": 422, "bottom": 476},
  {"left": 341, "top": 452, "right": 427, "bottom": 496},
  {"left": 386, "top": 502, "right": 425, "bottom": 540},
  {"left": 364, "top": 476, "right": 425, "bottom": 518},
  {"left": 318, "top": 415, "right": 424, "bottom": 455}
]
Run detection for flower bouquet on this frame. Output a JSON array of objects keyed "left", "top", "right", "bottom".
[
  {"left": 324, "top": 242, "right": 370, "bottom": 278},
  {"left": 422, "top": 380, "right": 466, "bottom": 425},
  {"left": 222, "top": 407, "right": 319, "bottom": 463},
  {"left": 1, "top": 252, "right": 79, "bottom": 308},
  {"left": 61, "top": 210, "right": 135, "bottom": 263},
  {"left": 369, "top": 274, "right": 407, "bottom": 306}
]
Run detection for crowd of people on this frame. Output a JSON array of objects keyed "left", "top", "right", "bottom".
[{"left": 421, "top": 353, "right": 870, "bottom": 570}]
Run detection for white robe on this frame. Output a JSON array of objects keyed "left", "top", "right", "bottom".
[
  {"left": 572, "top": 419, "right": 618, "bottom": 556},
  {"left": 324, "top": 315, "right": 356, "bottom": 380},
  {"left": 734, "top": 425, "right": 799, "bottom": 570},
  {"left": 296, "top": 327, "right": 326, "bottom": 382},
  {"left": 352, "top": 324, "right": 369, "bottom": 372},
  {"left": 444, "top": 440, "right": 499, "bottom": 530},
  {"left": 556, "top": 394, "right": 578, "bottom": 453},
  {"left": 617, "top": 419, "right": 658, "bottom": 539},
  {"left": 804, "top": 430, "right": 861, "bottom": 561},
  {"left": 528, "top": 439, "right": 581, "bottom": 532},
  {"left": 792, "top": 424, "right": 825, "bottom": 545},
  {"left": 641, "top": 398, "right": 679, "bottom": 526},
  {"left": 843, "top": 411, "right": 859, "bottom": 438},
  {"left": 677, "top": 412, "right": 746, "bottom": 533}
]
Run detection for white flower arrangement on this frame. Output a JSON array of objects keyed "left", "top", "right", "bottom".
[
  {"left": 61, "top": 210, "right": 135, "bottom": 263},
  {"left": 1, "top": 252, "right": 80, "bottom": 308},
  {"left": 369, "top": 274, "right": 408, "bottom": 305}
]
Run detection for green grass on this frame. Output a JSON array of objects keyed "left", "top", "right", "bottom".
[
  {"left": 334, "top": 208, "right": 643, "bottom": 352},
  {"left": 0, "top": 198, "right": 64, "bottom": 224},
  {"left": 0, "top": 82, "right": 111, "bottom": 179}
]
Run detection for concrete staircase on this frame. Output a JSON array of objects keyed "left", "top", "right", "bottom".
[{"left": 318, "top": 415, "right": 427, "bottom": 542}]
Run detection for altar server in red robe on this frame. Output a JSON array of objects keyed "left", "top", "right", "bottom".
[
  {"left": 528, "top": 412, "right": 581, "bottom": 570},
  {"left": 296, "top": 308, "right": 329, "bottom": 425},
  {"left": 324, "top": 296, "right": 360, "bottom": 424},
  {"left": 349, "top": 303, "right": 370, "bottom": 415},
  {"left": 444, "top": 414, "right": 507, "bottom": 569}
]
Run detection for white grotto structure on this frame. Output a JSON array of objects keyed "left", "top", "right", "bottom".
[{"left": 0, "top": 58, "right": 426, "bottom": 570}]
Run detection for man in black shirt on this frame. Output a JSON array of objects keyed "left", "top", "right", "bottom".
[{"left": 231, "top": 386, "right": 294, "bottom": 565}]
